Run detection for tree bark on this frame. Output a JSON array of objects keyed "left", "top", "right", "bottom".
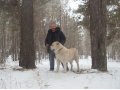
[
  {"left": 89, "top": 0, "right": 107, "bottom": 71},
  {"left": 19, "top": 0, "right": 36, "bottom": 69}
]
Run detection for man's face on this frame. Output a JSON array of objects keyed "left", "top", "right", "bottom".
[{"left": 50, "top": 23, "right": 56, "bottom": 30}]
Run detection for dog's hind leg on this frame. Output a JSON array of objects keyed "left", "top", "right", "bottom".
[
  {"left": 75, "top": 60, "right": 80, "bottom": 72},
  {"left": 56, "top": 60, "right": 60, "bottom": 72}
]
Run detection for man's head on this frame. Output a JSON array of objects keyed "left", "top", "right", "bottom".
[{"left": 49, "top": 22, "right": 57, "bottom": 32}]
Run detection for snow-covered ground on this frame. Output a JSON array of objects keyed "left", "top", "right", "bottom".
[{"left": 0, "top": 56, "right": 120, "bottom": 89}]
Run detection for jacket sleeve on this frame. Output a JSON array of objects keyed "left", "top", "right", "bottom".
[{"left": 59, "top": 31, "right": 66, "bottom": 45}]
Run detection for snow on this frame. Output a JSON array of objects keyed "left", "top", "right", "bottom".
[
  {"left": 0, "top": 56, "right": 42, "bottom": 89},
  {"left": 0, "top": 56, "right": 120, "bottom": 89}
]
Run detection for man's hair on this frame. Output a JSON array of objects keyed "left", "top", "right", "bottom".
[{"left": 49, "top": 21, "right": 56, "bottom": 26}]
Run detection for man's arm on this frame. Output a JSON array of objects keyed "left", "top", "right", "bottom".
[{"left": 59, "top": 31, "right": 66, "bottom": 45}]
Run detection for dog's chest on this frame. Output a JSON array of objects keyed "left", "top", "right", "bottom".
[{"left": 56, "top": 52, "right": 66, "bottom": 60}]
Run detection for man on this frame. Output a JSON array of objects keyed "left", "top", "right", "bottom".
[{"left": 45, "top": 22, "right": 66, "bottom": 71}]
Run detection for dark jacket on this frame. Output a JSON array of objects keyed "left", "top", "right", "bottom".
[{"left": 45, "top": 27, "right": 66, "bottom": 52}]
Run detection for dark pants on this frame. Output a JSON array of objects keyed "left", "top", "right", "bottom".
[{"left": 49, "top": 50, "right": 55, "bottom": 70}]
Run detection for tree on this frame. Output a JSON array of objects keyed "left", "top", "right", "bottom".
[
  {"left": 19, "top": 0, "right": 36, "bottom": 69},
  {"left": 76, "top": 0, "right": 120, "bottom": 60},
  {"left": 89, "top": 0, "right": 107, "bottom": 71}
]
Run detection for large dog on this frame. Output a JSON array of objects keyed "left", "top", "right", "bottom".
[{"left": 50, "top": 41, "right": 80, "bottom": 73}]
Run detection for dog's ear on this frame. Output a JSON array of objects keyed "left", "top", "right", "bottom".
[{"left": 56, "top": 42, "right": 59, "bottom": 45}]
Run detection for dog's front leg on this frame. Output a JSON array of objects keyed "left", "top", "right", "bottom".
[
  {"left": 56, "top": 60, "right": 60, "bottom": 72},
  {"left": 63, "top": 62, "right": 67, "bottom": 73}
]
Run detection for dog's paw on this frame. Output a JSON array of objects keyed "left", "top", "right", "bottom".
[
  {"left": 72, "top": 70, "right": 81, "bottom": 74},
  {"left": 55, "top": 70, "right": 59, "bottom": 73},
  {"left": 62, "top": 71, "right": 67, "bottom": 73},
  {"left": 76, "top": 70, "right": 81, "bottom": 74}
]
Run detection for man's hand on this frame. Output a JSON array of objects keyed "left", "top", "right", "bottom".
[
  {"left": 46, "top": 44, "right": 49, "bottom": 47},
  {"left": 46, "top": 44, "right": 49, "bottom": 50}
]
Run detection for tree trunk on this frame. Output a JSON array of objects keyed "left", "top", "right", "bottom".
[
  {"left": 89, "top": 0, "right": 107, "bottom": 71},
  {"left": 19, "top": 0, "right": 36, "bottom": 69}
]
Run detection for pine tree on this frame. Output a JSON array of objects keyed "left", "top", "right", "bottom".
[
  {"left": 19, "top": 0, "right": 36, "bottom": 69},
  {"left": 89, "top": 0, "right": 107, "bottom": 71}
]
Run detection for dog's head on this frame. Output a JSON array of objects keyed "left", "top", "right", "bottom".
[{"left": 50, "top": 41, "right": 63, "bottom": 52}]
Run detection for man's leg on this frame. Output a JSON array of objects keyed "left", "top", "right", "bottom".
[{"left": 49, "top": 50, "right": 55, "bottom": 71}]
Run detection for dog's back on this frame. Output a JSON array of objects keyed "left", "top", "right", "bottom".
[{"left": 69, "top": 48, "right": 79, "bottom": 61}]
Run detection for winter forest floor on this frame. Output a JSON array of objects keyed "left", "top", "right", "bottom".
[{"left": 0, "top": 56, "right": 120, "bottom": 89}]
